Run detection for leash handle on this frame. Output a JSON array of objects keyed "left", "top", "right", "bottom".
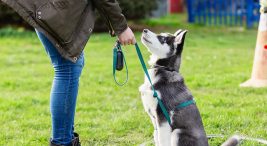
[
  {"left": 113, "top": 41, "right": 128, "bottom": 86},
  {"left": 134, "top": 43, "right": 172, "bottom": 125}
]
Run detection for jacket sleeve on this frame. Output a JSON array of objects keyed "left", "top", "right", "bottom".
[{"left": 92, "top": 0, "right": 128, "bottom": 36}]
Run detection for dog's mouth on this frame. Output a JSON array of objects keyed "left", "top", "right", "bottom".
[{"left": 142, "top": 36, "right": 152, "bottom": 44}]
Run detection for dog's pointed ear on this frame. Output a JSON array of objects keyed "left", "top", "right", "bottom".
[
  {"left": 174, "top": 30, "right": 187, "bottom": 54},
  {"left": 174, "top": 29, "right": 183, "bottom": 36},
  {"left": 174, "top": 30, "right": 187, "bottom": 44}
]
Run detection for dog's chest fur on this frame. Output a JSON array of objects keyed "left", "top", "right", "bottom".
[
  {"left": 139, "top": 69, "right": 159, "bottom": 118},
  {"left": 139, "top": 68, "right": 184, "bottom": 119}
]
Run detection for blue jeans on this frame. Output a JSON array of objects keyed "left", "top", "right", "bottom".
[{"left": 36, "top": 31, "right": 84, "bottom": 145}]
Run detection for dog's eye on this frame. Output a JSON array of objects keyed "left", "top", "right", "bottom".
[
  {"left": 158, "top": 36, "right": 167, "bottom": 44},
  {"left": 161, "top": 38, "right": 166, "bottom": 43}
]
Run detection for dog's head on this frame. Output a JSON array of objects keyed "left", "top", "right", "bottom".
[{"left": 141, "top": 29, "right": 187, "bottom": 71}]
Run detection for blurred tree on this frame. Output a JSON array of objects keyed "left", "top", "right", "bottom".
[
  {"left": 0, "top": 2, "right": 33, "bottom": 29},
  {"left": 0, "top": 0, "right": 157, "bottom": 31},
  {"left": 94, "top": 0, "right": 157, "bottom": 31},
  {"left": 118, "top": 0, "right": 157, "bottom": 19}
]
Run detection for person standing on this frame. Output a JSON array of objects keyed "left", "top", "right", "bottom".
[{"left": 1, "top": 0, "right": 136, "bottom": 145}]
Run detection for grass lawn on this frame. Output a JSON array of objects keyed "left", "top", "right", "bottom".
[{"left": 0, "top": 15, "right": 266, "bottom": 145}]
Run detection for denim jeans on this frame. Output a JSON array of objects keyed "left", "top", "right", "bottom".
[{"left": 36, "top": 31, "right": 84, "bottom": 145}]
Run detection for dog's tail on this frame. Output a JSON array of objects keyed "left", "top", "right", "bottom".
[
  {"left": 208, "top": 134, "right": 267, "bottom": 146},
  {"left": 221, "top": 135, "right": 241, "bottom": 146}
]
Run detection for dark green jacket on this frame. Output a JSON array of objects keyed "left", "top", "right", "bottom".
[{"left": 1, "top": 0, "right": 128, "bottom": 62}]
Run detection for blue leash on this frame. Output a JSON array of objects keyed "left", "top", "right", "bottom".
[{"left": 113, "top": 42, "right": 195, "bottom": 125}]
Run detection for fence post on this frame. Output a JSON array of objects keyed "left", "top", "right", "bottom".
[
  {"left": 187, "top": 0, "right": 195, "bottom": 23},
  {"left": 246, "top": 0, "right": 254, "bottom": 28},
  {"left": 187, "top": 0, "right": 260, "bottom": 27}
]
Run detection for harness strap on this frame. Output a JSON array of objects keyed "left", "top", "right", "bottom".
[{"left": 176, "top": 99, "right": 196, "bottom": 109}]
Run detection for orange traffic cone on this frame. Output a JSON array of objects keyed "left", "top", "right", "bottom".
[{"left": 240, "top": 1, "right": 267, "bottom": 88}]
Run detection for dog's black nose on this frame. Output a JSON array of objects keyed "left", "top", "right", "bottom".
[{"left": 143, "top": 29, "right": 148, "bottom": 33}]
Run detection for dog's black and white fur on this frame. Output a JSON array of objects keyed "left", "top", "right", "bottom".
[{"left": 139, "top": 29, "right": 209, "bottom": 146}]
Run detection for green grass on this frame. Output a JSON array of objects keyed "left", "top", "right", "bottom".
[{"left": 0, "top": 15, "right": 267, "bottom": 146}]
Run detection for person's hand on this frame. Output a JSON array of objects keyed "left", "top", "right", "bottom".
[{"left": 118, "top": 27, "right": 136, "bottom": 45}]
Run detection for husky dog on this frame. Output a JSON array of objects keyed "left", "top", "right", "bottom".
[{"left": 139, "top": 29, "right": 209, "bottom": 146}]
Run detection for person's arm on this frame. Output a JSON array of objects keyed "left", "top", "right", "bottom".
[{"left": 92, "top": 0, "right": 136, "bottom": 45}]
